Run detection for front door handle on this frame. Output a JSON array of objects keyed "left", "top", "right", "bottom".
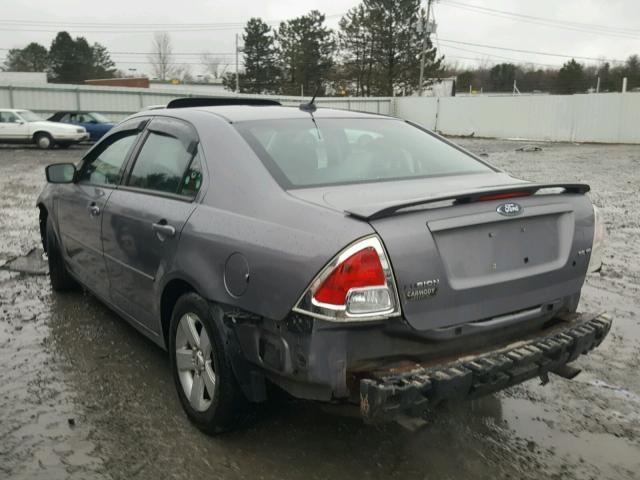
[
  {"left": 88, "top": 203, "right": 100, "bottom": 216},
  {"left": 152, "top": 222, "right": 176, "bottom": 239}
]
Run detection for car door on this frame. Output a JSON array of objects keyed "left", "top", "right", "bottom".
[
  {"left": 101, "top": 117, "right": 204, "bottom": 333},
  {"left": 80, "top": 113, "right": 104, "bottom": 141},
  {"left": 0, "top": 111, "right": 29, "bottom": 140},
  {"left": 55, "top": 121, "right": 144, "bottom": 296}
]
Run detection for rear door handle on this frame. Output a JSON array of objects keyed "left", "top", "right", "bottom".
[{"left": 152, "top": 222, "right": 176, "bottom": 239}]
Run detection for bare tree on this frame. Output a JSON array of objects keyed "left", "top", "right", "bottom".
[
  {"left": 148, "top": 32, "right": 176, "bottom": 81},
  {"left": 174, "top": 64, "right": 194, "bottom": 83},
  {"left": 200, "top": 52, "right": 222, "bottom": 79}
]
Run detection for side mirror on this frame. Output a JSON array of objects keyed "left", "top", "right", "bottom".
[{"left": 46, "top": 163, "right": 76, "bottom": 183}]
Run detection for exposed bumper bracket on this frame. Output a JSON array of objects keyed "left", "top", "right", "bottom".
[{"left": 360, "top": 313, "right": 611, "bottom": 422}]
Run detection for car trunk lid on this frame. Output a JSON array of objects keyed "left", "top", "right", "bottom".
[
  {"left": 288, "top": 175, "right": 594, "bottom": 332},
  {"left": 367, "top": 191, "right": 594, "bottom": 331}
]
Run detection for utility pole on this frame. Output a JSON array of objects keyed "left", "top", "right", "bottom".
[
  {"left": 512, "top": 79, "right": 520, "bottom": 95},
  {"left": 596, "top": 76, "right": 601, "bottom": 93},
  {"left": 235, "top": 33, "right": 240, "bottom": 93},
  {"left": 418, "top": 0, "right": 434, "bottom": 96}
]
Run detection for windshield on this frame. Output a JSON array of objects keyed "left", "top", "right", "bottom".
[
  {"left": 17, "top": 110, "right": 43, "bottom": 122},
  {"left": 235, "top": 118, "right": 494, "bottom": 189},
  {"left": 89, "top": 112, "right": 111, "bottom": 123}
]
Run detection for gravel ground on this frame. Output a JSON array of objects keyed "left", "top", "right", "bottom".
[{"left": 0, "top": 139, "right": 638, "bottom": 480}]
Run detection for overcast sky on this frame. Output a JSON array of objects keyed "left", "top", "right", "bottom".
[{"left": 1, "top": 0, "right": 638, "bottom": 77}]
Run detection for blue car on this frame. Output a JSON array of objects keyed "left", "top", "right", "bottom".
[{"left": 48, "top": 111, "right": 114, "bottom": 142}]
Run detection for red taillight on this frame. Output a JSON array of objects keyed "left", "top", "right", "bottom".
[
  {"left": 478, "top": 191, "right": 532, "bottom": 201},
  {"left": 313, "top": 247, "right": 385, "bottom": 305}
]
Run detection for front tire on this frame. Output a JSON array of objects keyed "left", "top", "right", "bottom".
[
  {"left": 45, "top": 217, "right": 76, "bottom": 291},
  {"left": 170, "top": 293, "right": 249, "bottom": 434},
  {"left": 34, "top": 132, "right": 53, "bottom": 150}
]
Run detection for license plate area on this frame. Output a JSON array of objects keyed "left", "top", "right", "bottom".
[{"left": 429, "top": 210, "right": 573, "bottom": 289}]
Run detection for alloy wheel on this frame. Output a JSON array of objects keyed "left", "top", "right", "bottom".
[{"left": 175, "top": 313, "right": 216, "bottom": 412}]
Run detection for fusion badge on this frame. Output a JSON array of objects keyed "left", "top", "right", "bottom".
[{"left": 404, "top": 279, "right": 440, "bottom": 301}]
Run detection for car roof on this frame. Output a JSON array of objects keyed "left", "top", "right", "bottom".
[{"left": 174, "top": 105, "right": 393, "bottom": 123}]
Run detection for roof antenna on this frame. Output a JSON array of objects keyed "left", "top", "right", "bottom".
[{"left": 299, "top": 83, "right": 321, "bottom": 113}]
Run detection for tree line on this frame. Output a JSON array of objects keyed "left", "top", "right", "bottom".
[
  {"left": 224, "top": 0, "right": 442, "bottom": 96},
  {"left": 2, "top": 32, "right": 116, "bottom": 83},
  {"left": 446, "top": 56, "right": 640, "bottom": 94},
  {"left": 3, "top": 0, "right": 639, "bottom": 96}
]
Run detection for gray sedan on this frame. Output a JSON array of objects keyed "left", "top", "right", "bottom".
[{"left": 37, "top": 99, "right": 610, "bottom": 433}]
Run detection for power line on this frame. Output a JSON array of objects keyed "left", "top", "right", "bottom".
[
  {"left": 441, "top": 0, "right": 640, "bottom": 34},
  {"left": 437, "top": 38, "right": 627, "bottom": 64},
  {"left": 439, "top": 0, "right": 640, "bottom": 40},
  {"left": 0, "top": 47, "right": 237, "bottom": 57},
  {"left": 0, "top": 13, "right": 346, "bottom": 34},
  {"left": 439, "top": 43, "right": 561, "bottom": 68}
]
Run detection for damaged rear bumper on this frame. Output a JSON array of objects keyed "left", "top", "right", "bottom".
[{"left": 360, "top": 313, "right": 612, "bottom": 422}]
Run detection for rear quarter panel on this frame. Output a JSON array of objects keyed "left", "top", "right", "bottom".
[
  {"left": 174, "top": 197, "right": 374, "bottom": 321},
  {"left": 165, "top": 109, "right": 374, "bottom": 320}
]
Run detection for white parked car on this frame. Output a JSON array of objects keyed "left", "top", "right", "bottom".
[{"left": 0, "top": 109, "right": 89, "bottom": 149}]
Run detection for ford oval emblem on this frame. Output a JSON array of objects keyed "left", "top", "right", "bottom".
[{"left": 496, "top": 202, "right": 523, "bottom": 216}]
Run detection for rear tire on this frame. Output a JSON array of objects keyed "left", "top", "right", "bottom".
[
  {"left": 169, "top": 292, "right": 249, "bottom": 434},
  {"left": 45, "top": 217, "right": 76, "bottom": 291},
  {"left": 34, "top": 132, "right": 53, "bottom": 150}
]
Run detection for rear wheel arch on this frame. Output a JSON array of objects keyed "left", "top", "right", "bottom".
[
  {"left": 160, "top": 278, "right": 197, "bottom": 348},
  {"left": 38, "top": 204, "right": 48, "bottom": 253}
]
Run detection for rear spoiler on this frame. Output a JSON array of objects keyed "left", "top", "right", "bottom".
[
  {"left": 166, "top": 97, "right": 281, "bottom": 109},
  {"left": 346, "top": 183, "right": 590, "bottom": 220}
]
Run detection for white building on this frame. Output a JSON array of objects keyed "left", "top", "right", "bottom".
[{"left": 0, "top": 71, "right": 47, "bottom": 85}]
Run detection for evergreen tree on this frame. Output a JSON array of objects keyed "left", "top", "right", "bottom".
[
  {"left": 489, "top": 63, "right": 517, "bottom": 91},
  {"left": 91, "top": 43, "right": 116, "bottom": 78},
  {"left": 556, "top": 59, "right": 585, "bottom": 94},
  {"left": 337, "top": 4, "right": 376, "bottom": 96},
  {"left": 2, "top": 43, "right": 48, "bottom": 72},
  {"left": 276, "top": 10, "right": 335, "bottom": 96},
  {"left": 240, "top": 18, "right": 280, "bottom": 93},
  {"left": 339, "top": 0, "right": 442, "bottom": 96},
  {"left": 624, "top": 54, "right": 640, "bottom": 90},
  {"left": 48, "top": 32, "right": 116, "bottom": 82}
]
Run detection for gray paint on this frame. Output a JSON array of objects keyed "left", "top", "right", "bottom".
[{"left": 37, "top": 105, "right": 595, "bottom": 352}]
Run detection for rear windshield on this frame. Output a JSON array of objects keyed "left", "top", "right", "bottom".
[{"left": 235, "top": 118, "right": 493, "bottom": 188}]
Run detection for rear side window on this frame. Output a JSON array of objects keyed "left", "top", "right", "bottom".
[
  {"left": 179, "top": 154, "right": 203, "bottom": 198},
  {"left": 127, "top": 131, "right": 199, "bottom": 198},
  {"left": 235, "top": 118, "right": 494, "bottom": 188},
  {"left": 0, "top": 111, "right": 19, "bottom": 123},
  {"left": 76, "top": 132, "right": 139, "bottom": 187}
]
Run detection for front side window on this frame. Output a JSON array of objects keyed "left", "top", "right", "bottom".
[
  {"left": 76, "top": 113, "right": 93, "bottom": 123},
  {"left": 127, "top": 131, "right": 198, "bottom": 197},
  {"left": 236, "top": 118, "right": 494, "bottom": 188},
  {"left": 76, "top": 132, "right": 139, "bottom": 187}
]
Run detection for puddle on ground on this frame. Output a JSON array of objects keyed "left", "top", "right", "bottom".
[{"left": 1, "top": 247, "right": 48, "bottom": 275}]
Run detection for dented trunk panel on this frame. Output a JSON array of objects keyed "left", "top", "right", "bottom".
[{"left": 370, "top": 193, "right": 595, "bottom": 331}]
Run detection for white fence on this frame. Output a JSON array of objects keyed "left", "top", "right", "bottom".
[
  {"left": 1, "top": 82, "right": 638, "bottom": 143},
  {"left": 396, "top": 92, "right": 640, "bottom": 144},
  {"left": 0, "top": 82, "right": 392, "bottom": 119}
]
